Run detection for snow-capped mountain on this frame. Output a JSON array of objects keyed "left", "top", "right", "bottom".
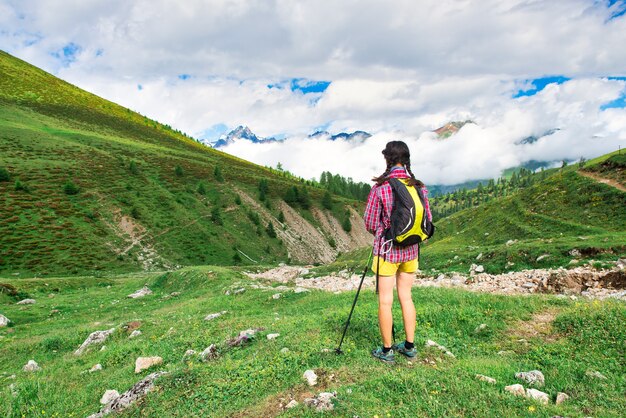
[
  {"left": 209, "top": 126, "right": 276, "bottom": 148},
  {"left": 308, "top": 130, "right": 372, "bottom": 141},
  {"left": 209, "top": 126, "right": 372, "bottom": 148}
]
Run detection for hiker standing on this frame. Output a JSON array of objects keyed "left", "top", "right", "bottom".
[{"left": 364, "top": 140, "right": 433, "bottom": 363}]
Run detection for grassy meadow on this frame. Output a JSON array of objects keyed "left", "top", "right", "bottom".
[{"left": 1, "top": 267, "right": 625, "bottom": 417}]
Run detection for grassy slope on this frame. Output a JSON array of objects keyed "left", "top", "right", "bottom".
[
  {"left": 0, "top": 51, "right": 358, "bottom": 277},
  {"left": 316, "top": 150, "right": 626, "bottom": 277},
  {"left": 0, "top": 267, "right": 624, "bottom": 417}
]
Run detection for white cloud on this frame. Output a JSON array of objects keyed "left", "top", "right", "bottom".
[{"left": 1, "top": 0, "right": 626, "bottom": 185}]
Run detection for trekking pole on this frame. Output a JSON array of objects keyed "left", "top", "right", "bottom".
[{"left": 335, "top": 251, "right": 373, "bottom": 355}]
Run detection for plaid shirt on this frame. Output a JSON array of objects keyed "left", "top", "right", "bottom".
[{"left": 363, "top": 166, "right": 432, "bottom": 262}]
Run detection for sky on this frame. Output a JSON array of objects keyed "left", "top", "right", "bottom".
[{"left": 1, "top": 0, "right": 626, "bottom": 184}]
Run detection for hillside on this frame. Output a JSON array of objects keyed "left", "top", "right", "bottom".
[{"left": 0, "top": 51, "right": 369, "bottom": 277}]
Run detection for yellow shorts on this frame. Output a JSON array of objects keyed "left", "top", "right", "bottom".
[{"left": 371, "top": 256, "right": 418, "bottom": 276}]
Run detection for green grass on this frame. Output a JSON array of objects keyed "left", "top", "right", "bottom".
[{"left": 0, "top": 267, "right": 624, "bottom": 417}]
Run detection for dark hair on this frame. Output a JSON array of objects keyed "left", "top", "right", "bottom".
[{"left": 372, "top": 140, "right": 424, "bottom": 187}]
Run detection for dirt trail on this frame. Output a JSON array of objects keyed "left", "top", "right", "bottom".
[
  {"left": 245, "top": 259, "right": 626, "bottom": 300},
  {"left": 578, "top": 170, "right": 626, "bottom": 192}
]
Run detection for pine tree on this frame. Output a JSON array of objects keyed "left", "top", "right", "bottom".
[
  {"left": 266, "top": 221, "right": 277, "bottom": 238},
  {"left": 322, "top": 191, "right": 333, "bottom": 210}
]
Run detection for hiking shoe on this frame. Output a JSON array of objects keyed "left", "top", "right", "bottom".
[
  {"left": 371, "top": 347, "right": 395, "bottom": 363},
  {"left": 393, "top": 341, "right": 417, "bottom": 358}
]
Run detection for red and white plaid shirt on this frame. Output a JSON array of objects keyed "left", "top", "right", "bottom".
[{"left": 363, "top": 166, "right": 432, "bottom": 263}]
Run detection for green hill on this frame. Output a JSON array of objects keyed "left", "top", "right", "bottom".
[
  {"left": 0, "top": 51, "right": 368, "bottom": 278},
  {"left": 423, "top": 151, "right": 626, "bottom": 274}
]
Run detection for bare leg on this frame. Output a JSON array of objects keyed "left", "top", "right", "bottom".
[
  {"left": 396, "top": 271, "right": 416, "bottom": 343},
  {"left": 377, "top": 275, "right": 395, "bottom": 347}
]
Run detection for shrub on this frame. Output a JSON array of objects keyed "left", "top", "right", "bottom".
[
  {"left": 284, "top": 186, "right": 298, "bottom": 206},
  {"left": 130, "top": 207, "right": 140, "bottom": 219},
  {"left": 277, "top": 211, "right": 285, "bottom": 223},
  {"left": 14, "top": 179, "right": 28, "bottom": 192},
  {"left": 0, "top": 167, "right": 10, "bottom": 182},
  {"left": 175, "top": 165, "right": 184, "bottom": 176},
  {"left": 298, "top": 187, "right": 311, "bottom": 209},
  {"left": 211, "top": 206, "right": 223, "bottom": 225},
  {"left": 342, "top": 214, "right": 352, "bottom": 232},
  {"left": 214, "top": 166, "right": 224, "bottom": 182},
  {"left": 129, "top": 160, "right": 139, "bottom": 174},
  {"left": 258, "top": 179, "right": 269, "bottom": 201},
  {"left": 63, "top": 181, "right": 80, "bottom": 195},
  {"left": 266, "top": 221, "right": 277, "bottom": 238},
  {"left": 197, "top": 182, "right": 207, "bottom": 195},
  {"left": 234, "top": 194, "right": 242, "bottom": 205}
]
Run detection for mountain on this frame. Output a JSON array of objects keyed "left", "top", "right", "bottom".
[
  {"left": 0, "top": 50, "right": 369, "bottom": 277},
  {"left": 308, "top": 130, "right": 372, "bottom": 141},
  {"left": 433, "top": 120, "right": 474, "bottom": 138},
  {"left": 210, "top": 127, "right": 373, "bottom": 148},
  {"left": 210, "top": 125, "right": 277, "bottom": 148},
  {"left": 517, "top": 128, "right": 560, "bottom": 145}
]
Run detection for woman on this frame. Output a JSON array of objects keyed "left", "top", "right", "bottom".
[{"left": 363, "top": 140, "right": 432, "bottom": 363}]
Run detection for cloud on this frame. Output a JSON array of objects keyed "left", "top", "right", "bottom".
[
  {"left": 1, "top": 0, "right": 625, "bottom": 185},
  {"left": 222, "top": 77, "right": 626, "bottom": 185}
]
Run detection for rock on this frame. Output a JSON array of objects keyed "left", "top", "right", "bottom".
[
  {"left": 22, "top": 360, "right": 41, "bottom": 372},
  {"left": 506, "top": 239, "right": 517, "bottom": 246},
  {"left": 0, "top": 314, "right": 10, "bottom": 327},
  {"left": 497, "top": 350, "right": 514, "bottom": 356},
  {"left": 470, "top": 264, "right": 485, "bottom": 273},
  {"left": 129, "top": 330, "right": 142, "bottom": 339},
  {"left": 50, "top": 309, "right": 60, "bottom": 315},
  {"left": 170, "top": 292, "right": 180, "bottom": 297},
  {"left": 9, "top": 383, "right": 17, "bottom": 397},
  {"left": 536, "top": 254, "right": 550, "bottom": 262},
  {"left": 504, "top": 384, "right": 525, "bottom": 397},
  {"left": 304, "top": 392, "right": 336, "bottom": 412},
  {"left": 204, "top": 311, "right": 227, "bottom": 321},
  {"left": 569, "top": 249, "right": 581, "bottom": 257},
  {"left": 272, "top": 293, "right": 281, "bottom": 300},
  {"left": 90, "top": 364, "right": 103, "bottom": 373},
  {"left": 555, "top": 392, "right": 570, "bottom": 405},
  {"left": 225, "top": 287, "right": 246, "bottom": 295},
  {"left": 127, "top": 286, "right": 152, "bottom": 299},
  {"left": 476, "top": 253, "right": 483, "bottom": 261},
  {"left": 616, "top": 258, "right": 626, "bottom": 269},
  {"left": 294, "top": 287, "right": 309, "bottom": 293},
  {"left": 87, "top": 372, "right": 167, "bottom": 418},
  {"left": 526, "top": 388, "right": 549, "bottom": 404},
  {"left": 569, "top": 259, "right": 579, "bottom": 265},
  {"left": 475, "top": 374, "right": 496, "bottom": 384},
  {"left": 100, "top": 345, "right": 107, "bottom": 352},
  {"left": 239, "top": 328, "right": 260, "bottom": 338},
  {"left": 425, "top": 339, "right": 455, "bottom": 358},
  {"left": 515, "top": 370, "right": 545, "bottom": 387},
  {"left": 267, "top": 333, "right": 280, "bottom": 340},
  {"left": 226, "top": 328, "right": 263, "bottom": 347},
  {"left": 474, "top": 323, "right": 488, "bottom": 334},
  {"left": 16, "top": 299, "right": 36, "bottom": 305},
  {"left": 303, "top": 369, "right": 318, "bottom": 386},
  {"left": 134, "top": 356, "right": 163, "bottom": 373},
  {"left": 280, "top": 347, "right": 290, "bottom": 354},
  {"left": 285, "top": 399, "right": 299, "bottom": 409},
  {"left": 100, "top": 390, "right": 120, "bottom": 405},
  {"left": 200, "top": 344, "right": 218, "bottom": 361},
  {"left": 585, "top": 370, "right": 607, "bottom": 380},
  {"left": 75, "top": 329, "right": 115, "bottom": 355}
]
